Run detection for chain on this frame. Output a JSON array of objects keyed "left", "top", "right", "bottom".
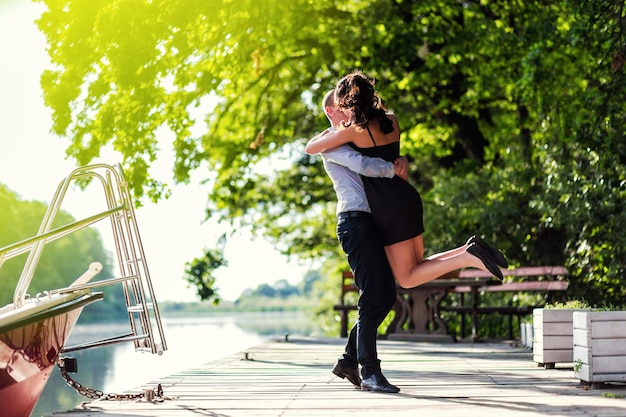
[{"left": 57, "top": 359, "right": 165, "bottom": 402}]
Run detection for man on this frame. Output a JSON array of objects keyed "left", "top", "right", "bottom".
[{"left": 306, "top": 90, "right": 406, "bottom": 393}]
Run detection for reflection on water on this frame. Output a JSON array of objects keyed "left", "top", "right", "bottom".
[{"left": 31, "top": 311, "right": 316, "bottom": 417}]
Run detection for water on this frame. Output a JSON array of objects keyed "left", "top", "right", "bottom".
[{"left": 31, "top": 311, "right": 317, "bottom": 417}]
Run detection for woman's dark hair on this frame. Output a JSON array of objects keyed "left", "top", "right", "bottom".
[{"left": 334, "top": 70, "right": 394, "bottom": 133}]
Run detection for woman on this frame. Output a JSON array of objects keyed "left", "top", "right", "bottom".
[{"left": 305, "top": 70, "right": 507, "bottom": 288}]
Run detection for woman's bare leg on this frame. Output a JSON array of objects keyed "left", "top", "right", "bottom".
[
  {"left": 425, "top": 244, "right": 468, "bottom": 261},
  {"left": 385, "top": 235, "right": 487, "bottom": 289}
]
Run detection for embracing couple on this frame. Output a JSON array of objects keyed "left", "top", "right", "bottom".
[{"left": 305, "top": 70, "right": 508, "bottom": 393}]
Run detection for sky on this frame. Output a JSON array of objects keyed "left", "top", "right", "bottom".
[{"left": 0, "top": 1, "right": 317, "bottom": 302}]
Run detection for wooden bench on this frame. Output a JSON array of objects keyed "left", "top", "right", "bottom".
[
  {"left": 443, "top": 267, "right": 569, "bottom": 340},
  {"left": 334, "top": 266, "right": 568, "bottom": 341}
]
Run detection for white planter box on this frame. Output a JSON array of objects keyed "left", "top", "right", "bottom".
[
  {"left": 533, "top": 308, "right": 588, "bottom": 368},
  {"left": 573, "top": 311, "right": 626, "bottom": 387}
]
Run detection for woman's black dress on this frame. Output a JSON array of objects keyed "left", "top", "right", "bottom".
[{"left": 350, "top": 140, "right": 425, "bottom": 246}]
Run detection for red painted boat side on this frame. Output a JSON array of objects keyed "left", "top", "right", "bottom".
[{"left": 0, "top": 364, "right": 54, "bottom": 417}]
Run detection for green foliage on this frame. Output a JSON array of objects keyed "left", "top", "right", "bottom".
[
  {"left": 309, "top": 263, "right": 348, "bottom": 336},
  {"left": 232, "top": 271, "right": 322, "bottom": 313},
  {"left": 602, "top": 392, "right": 626, "bottom": 399},
  {"left": 574, "top": 359, "right": 583, "bottom": 373},
  {"left": 36, "top": 0, "right": 626, "bottom": 307},
  {"left": 182, "top": 234, "right": 227, "bottom": 304},
  {"left": 233, "top": 294, "right": 317, "bottom": 312},
  {"left": 545, "top": 300, "right": 591, "bottom": 310},
  {"left": 545, "top": 299, "right": 626, "bottom": 311},
  {"left": 240, "top": 279, "right": 301, "bottom": 299}
]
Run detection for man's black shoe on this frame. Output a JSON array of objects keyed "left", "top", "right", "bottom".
[
  {"left": 332, "top": 362, "right": 361, "bottom": 387},
  {"left": 360, "top": 372, "right": 400, "bottom": 393}
]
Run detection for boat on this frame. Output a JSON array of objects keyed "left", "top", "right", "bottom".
[{"left": 0, "top": 163, "right": 167, "bottom": 417}]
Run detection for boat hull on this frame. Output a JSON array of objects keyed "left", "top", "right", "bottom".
[
  {"left": 0, "top": 364, "right": 54, "bottom": 417},
  {"left": 0, "top": 292, "right": 103, "bottom": 417}
]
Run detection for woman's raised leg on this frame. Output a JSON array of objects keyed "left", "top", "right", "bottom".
[{"left": 385, "top": 235, "right": 501, "bottom": 289}]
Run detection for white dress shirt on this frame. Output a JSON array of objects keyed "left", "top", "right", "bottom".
[{"left": 321, "top": 145, "right": 395, "bottom": 215}]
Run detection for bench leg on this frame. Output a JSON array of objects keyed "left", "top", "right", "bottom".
[
  {"left": 459, "top": 293, "right": 466, "bottom": 339},
  {"left": 340, "top": 311, "right": 348, "bottom": 338},
  {"left": 470, "top": 288, "right": 480, "bottom": 342}
]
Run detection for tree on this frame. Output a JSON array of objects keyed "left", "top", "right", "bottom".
[
  {"left": 182, "top": 234, "right": 226, "bottom": 304},
  {"left": 254, "top": 284, "right": 278, "bottom": 298},
  {"left": 299, "top": 270, "right": 321, "bottom": 297},
  {"left": 36, "top": 0, "right": 626, "bottom": 306}
]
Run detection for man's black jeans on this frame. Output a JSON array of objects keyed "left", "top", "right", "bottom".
[{"left": 336, "top": 211, "right": 397, "bottom": 378}]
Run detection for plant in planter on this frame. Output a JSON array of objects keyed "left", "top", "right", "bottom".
[
  {"left": 573, "top": 306, "right": 626, "bottom": 388},
  {"left": 533, "top": 300, "right": 590, "bottom": 369}
]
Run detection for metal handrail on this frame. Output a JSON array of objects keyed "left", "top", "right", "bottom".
[
  {"left": 62, "top": 332, "right": 152, "bottom": 353},
  {"left": 0, "top": 206, "right": 124, "bottom": 266}
]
